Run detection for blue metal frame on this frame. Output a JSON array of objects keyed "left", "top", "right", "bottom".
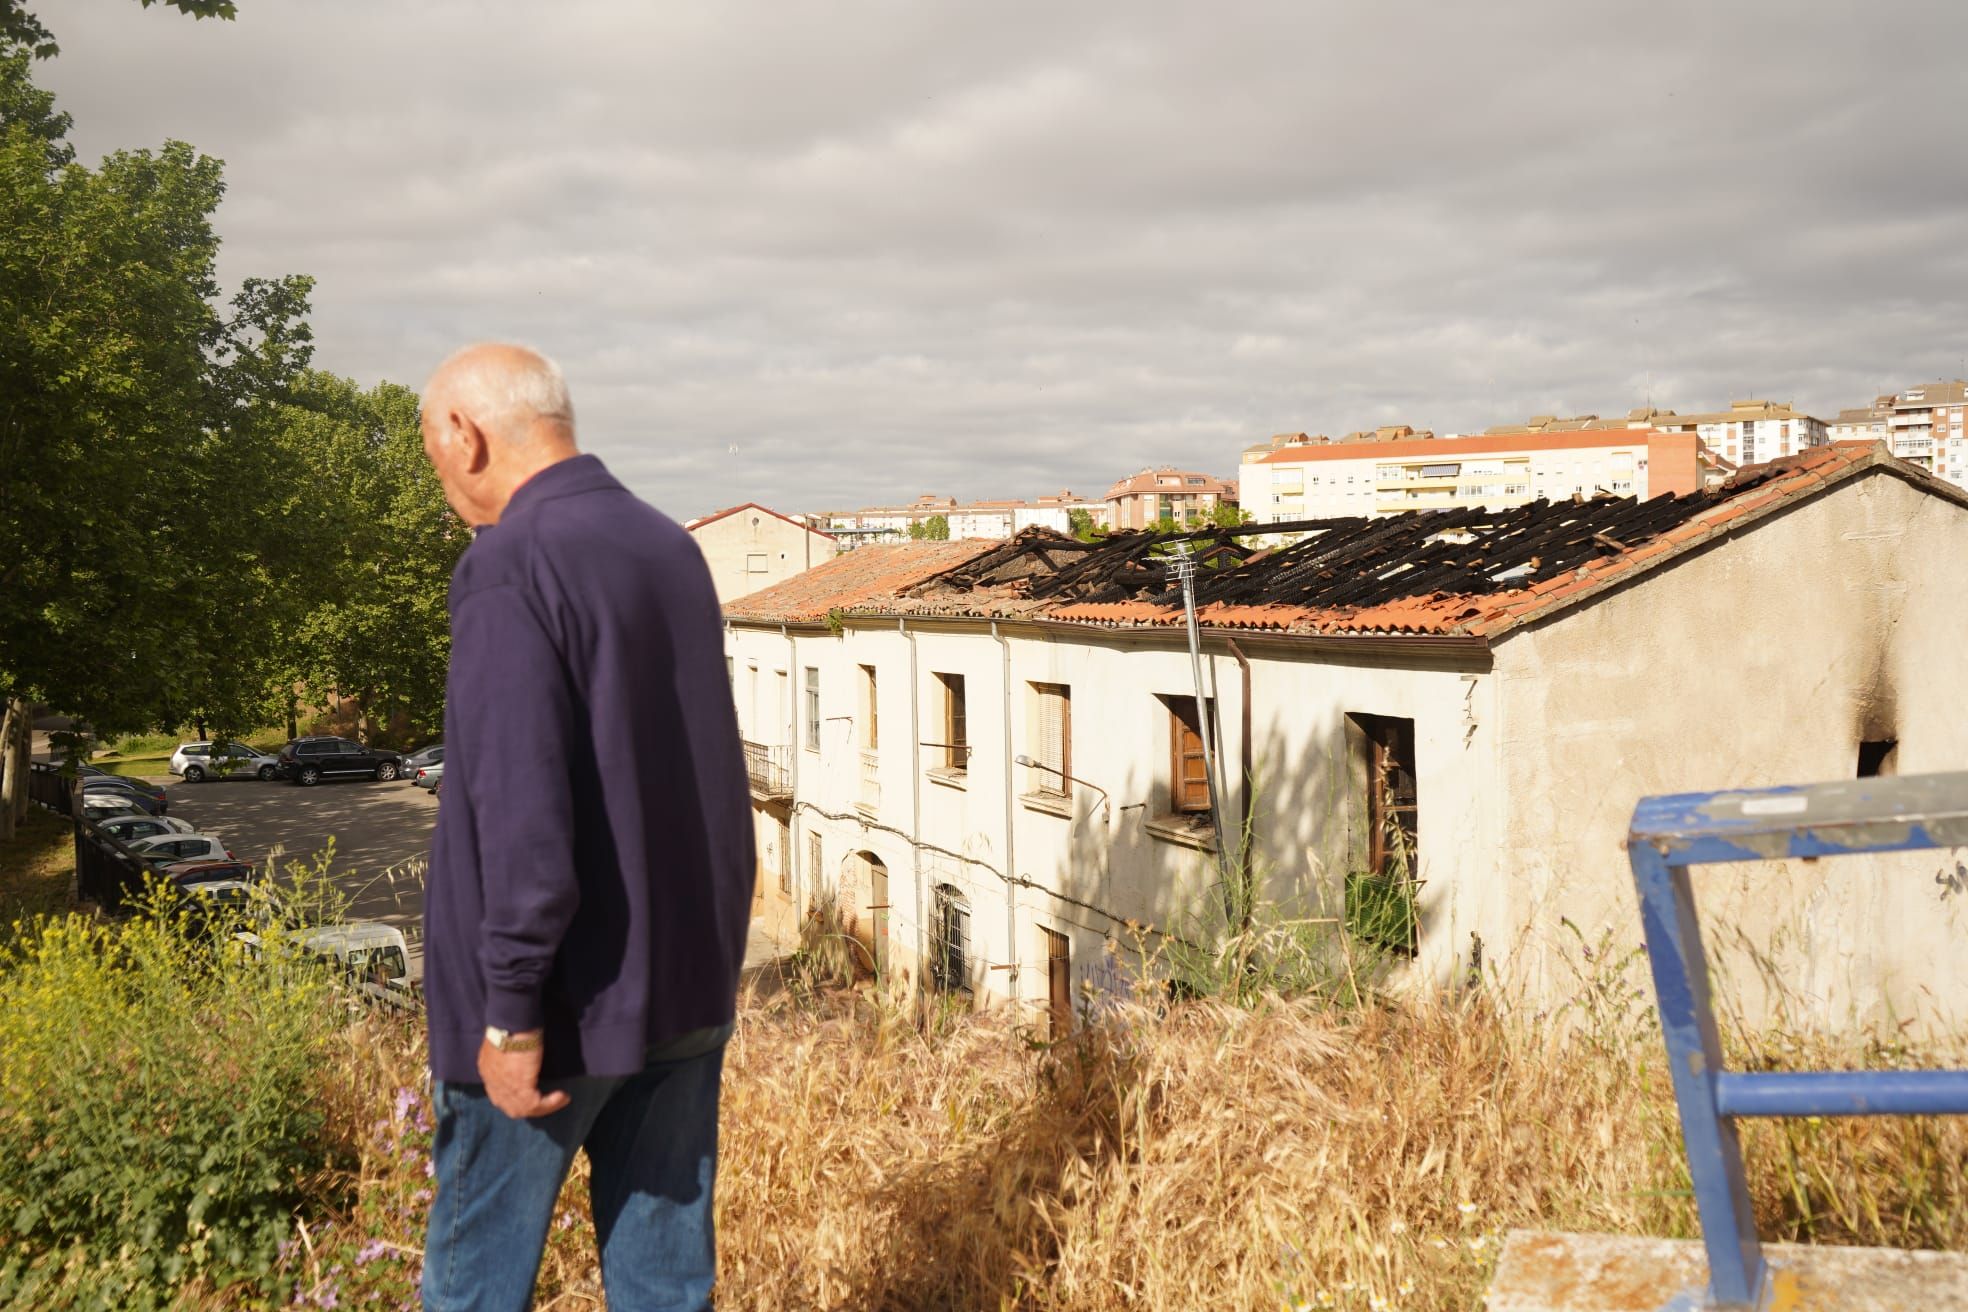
[{"left": 1627, "top": 770, "right": 1968, "bottom": 1309}]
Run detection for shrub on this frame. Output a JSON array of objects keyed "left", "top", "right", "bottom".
[{"left": 0, "top": 891, "right": 344, "bottom": 1307}]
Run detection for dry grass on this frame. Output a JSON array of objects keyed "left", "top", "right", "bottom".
[{"left": 279, "top": 974, "right": 1968, "bottom": 1312}]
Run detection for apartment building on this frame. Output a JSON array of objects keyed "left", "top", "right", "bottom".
[
  {"left": 1103, "top": 468, "right": 1239, "bottom": 530},
  {"left": 685, "top": 502, "right": 836, "bottom": 604},
  {"left": 1645, "top": 399, "right": 1829, "bottom": 465},
  {"left": 825, "top": 491, "right": 1111, "bottom": 547},
  {"left": 726, "top": 444, "right": 1968, "bottom": 1037},
  {"left": 1830, "top": 397, "right": 1894, "bottom": 444},
  {"left": 1240, "top": 427, "right": 1700, "bottom": 524},
  {"left": 1831, "top": 381, "right": 1968, "bottom": 486}
]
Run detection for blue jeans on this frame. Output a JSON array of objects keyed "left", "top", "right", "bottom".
[{"left": 423, "top": 1025, "right": 731, "bottom": 1312}]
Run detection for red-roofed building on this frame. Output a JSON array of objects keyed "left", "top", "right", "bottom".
[
  {"left": 685, "top": 502, "right": 836, "bottom": 605},
  {"left": 1103, "top": 467, "right": 1239, "bottom": 530},
  {"left": 725, "top": 446, "right": 1968, "bottom": 1037}
]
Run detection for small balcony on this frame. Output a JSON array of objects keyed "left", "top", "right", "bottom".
[
  {"left": 858, "top": 751, "right": 881, "bottom": 813},
  {"left": 743, "top": 740, "right": 792, "bottom": 803}
]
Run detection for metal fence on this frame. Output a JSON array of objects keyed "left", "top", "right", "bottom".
[
  {"left": 1627, "top": 770, "right": 1968, "bottom": 1308},
  {"left": 27, "top": 761, "right": 72, "bottom": 816},
  {"left": 73, "top": 817, "right": 151, "bottom": 910}
]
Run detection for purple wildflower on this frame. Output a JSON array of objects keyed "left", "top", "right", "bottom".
[{"left": 356, "top": 1239, "right": 389, "bottom": 1266}]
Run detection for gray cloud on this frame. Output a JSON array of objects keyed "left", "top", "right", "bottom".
[{"left": 39, "top": 0, "right": 1968, "bottom": 518}]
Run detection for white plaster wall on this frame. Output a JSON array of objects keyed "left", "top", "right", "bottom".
[
  {"left": 1490, "top": 472, "right": 1968, "bottom": 1034},
  {"left": 729, "top": 615, "right": 1503, "bottom": 1020},
  {"left": 690, "top": 514, "right": 834, "bottom": 606}
]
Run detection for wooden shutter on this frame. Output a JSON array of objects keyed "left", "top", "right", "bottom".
[
  {"left": 1034, "top": 683, "right": 1071, "bottom": 795},
  {"left": 1169, "top": 697, "right": 1211, "bottom": 812},
  {"left": 939, "top": 673, "right": 968, "bottom": 769}
]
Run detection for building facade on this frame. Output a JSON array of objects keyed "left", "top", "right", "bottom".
[
  {"left": 825, "top": 491, "right": 1110, "bottom": 547},
  {"left": 1240, "top": 428, "right": 1700, "bottom": 524},
  {"left": 685, "top": 502, "right": 836, "bottom": 605},
  {"left": 1103, "top": 468, "right": 1239, "bottom": 530},
  {"left": 726, "top": 445, "right": 1968, "bottom": 1037},
  {"left": 1829, "top": 383, "right": 1967, "bottom": 486}
]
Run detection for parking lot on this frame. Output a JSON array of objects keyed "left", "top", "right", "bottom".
[{"left": 158, "top": 773, "right": 437, "bottom": 975}]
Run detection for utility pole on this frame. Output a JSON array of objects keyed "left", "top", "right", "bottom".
[{"left": 1168, "top": 542, "right": 1234, "bottom": 921}]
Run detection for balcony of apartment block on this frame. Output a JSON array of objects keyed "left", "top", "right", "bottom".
[
  {"left": 742, "top": 739, "right": 793, "bottom": 804},
  {"left": 1888, "top": 412, "right": 1934, "bottom": 428},
  {"left": 1373, "top": 472, "right": 1460, "bottom": 492}
]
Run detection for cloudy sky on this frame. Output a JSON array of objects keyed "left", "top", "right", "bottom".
[{"left": 39, "top": 1, "right": 1968, "bottom": 520}]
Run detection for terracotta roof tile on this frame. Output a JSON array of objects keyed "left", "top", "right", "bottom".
[{"left": 722, "top": 541, "right": 997, "bottom": 625}]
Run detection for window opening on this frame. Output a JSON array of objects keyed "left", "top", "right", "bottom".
[
  {"left": 1858, "top": 739, "right": 1897, "bottom": 778},
  {"left": 860, "top": 665, "right": 878, "bottom": 750},
  {"left": 1042, "top": 927, "right": 1072, "bottom": 1039},
  {"left": 1161, "top": 694, "right": 1216, "bottom": 815},
  {"left": 1029, "top": 682, "right": 1071, "bottom": 796},
  {"left": 777, "top": 816, "right": 793, "bottom": 895},
  {"left": 1345, "top": 713, "right": 1420, "bottom": 955},
  {"left": 935, "top": 672, "right": 968, "bottom": 770},
  {"left": 932, "top": 885, "right": 971, "bottom": 992},
  {"left": 804, "top": 667, "right": 821, "bottom": 749}
]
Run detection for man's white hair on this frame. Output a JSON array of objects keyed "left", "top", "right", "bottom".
[{"left": 431, "top": 343, "right": 576, "bottom": 438}]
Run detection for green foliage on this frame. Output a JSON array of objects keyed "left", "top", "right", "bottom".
[
  {"left": 270, "top": 371, "right": 468, "bottom": 744},
  {"left": 0, "top": 50, "right": 315, "bottom": 741},
  {"left": 0, "top": 876, "right": 347, "bottom": 1306},
  {"left": 909, "top": 514, "right": 951, "bottom": 541},
  {"left": 1343, "top": 869, "right": 1419, "bottom": 954},
  {"left": 2, "top": 0, "right": 236, "bottom": 60},
  {"left": 1066, "top": 507, "right": 1100, "bottom": 541},
  {"left": 0, "top": 54, "right": 461, "bottom": 750}
]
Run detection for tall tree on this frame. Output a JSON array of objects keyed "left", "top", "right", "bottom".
[
  {"left": 2, "top": 1, "right": 236, "bottom": 61},
  {"left": 0, "top": 49, "right": 310, "bottom": 829},
  {"left": 269, "top": 372, "right": 468, "bottom": 746}
]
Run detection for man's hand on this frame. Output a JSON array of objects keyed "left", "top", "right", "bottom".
[{"left": 477, "top": 1036, "right": 571, "bottom": 1118}]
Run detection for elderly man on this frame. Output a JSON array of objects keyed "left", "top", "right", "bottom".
[{"left": 417, "top": 343, "right": 753, "bottom": 1312}]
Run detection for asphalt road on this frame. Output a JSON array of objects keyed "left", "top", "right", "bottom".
[
  {"left": 156, "top": 772, "right": 438, "bottom": 975},
  {"left": 120, "top": 770, "right": 785, "bottom": 981}
]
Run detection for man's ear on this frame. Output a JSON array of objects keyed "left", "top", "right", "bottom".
[{"left": 452, "top": 410, "right": 492, "bottom": 475}]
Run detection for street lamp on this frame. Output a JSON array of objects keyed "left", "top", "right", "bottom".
[{"left": 1015, "top": 755, "right": 1111, "bottom": 824}]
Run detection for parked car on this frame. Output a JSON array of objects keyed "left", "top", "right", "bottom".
[
  {"left": 80, "top": 794, "right": 149, "bottom": 821},
  {"left": 96, "top": 814, "right": 197, "bottom": 842},
  {"left": 411, "top": 761, "right": 445, "bottom": 791},
  {"left": 161, "top": 858, "right": 256, "bottom": 888},
  {"left": 170, "top": 741, "right": 281, "bottom": 782},
  {"left": 275, "top": 736, "right": 404, "bottom": 786},
  {"left": 400, "top": 743, "right": 443, "bottom": 781},
  {"left": 81, "top": 776, "right": 168, "bottom": 815},
  {"left": 128, "top": 833, "right": 233, "bottom": 868}
]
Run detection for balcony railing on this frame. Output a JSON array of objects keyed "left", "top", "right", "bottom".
[
  {"left": 858, "top": 751, "right": 881, "bottom": 812},
  {"left": 742, "top": 740, "right": 792, "bottom": 801}
]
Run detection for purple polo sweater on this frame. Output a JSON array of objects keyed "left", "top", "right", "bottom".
[{"left": 423, "top": 454, "right": 754, "bottom": 1082}]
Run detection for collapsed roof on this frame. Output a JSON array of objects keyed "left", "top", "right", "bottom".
[{"left": 728, "top": 443, "right": 1961, "bottom": 640}]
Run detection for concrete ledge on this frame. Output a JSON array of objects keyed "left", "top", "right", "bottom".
[{"left": 1489, "top": 1229, "right": 1968, "bottom": 1311}]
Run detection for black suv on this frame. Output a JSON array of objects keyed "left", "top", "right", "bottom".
[{"left": 277, "top": 736, "right": 404, "bottom": 786}]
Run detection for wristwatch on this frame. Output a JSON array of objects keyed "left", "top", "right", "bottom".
[{"left": 484, "top": 1026, "right": 544, "bottom": 1053}]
